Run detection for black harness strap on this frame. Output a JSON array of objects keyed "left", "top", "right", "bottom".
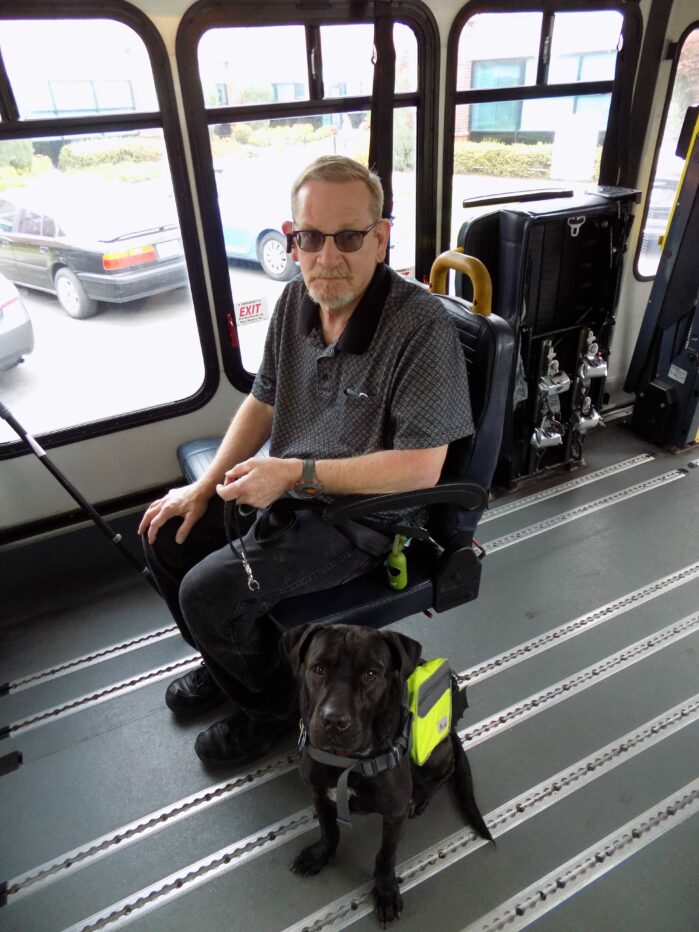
[{"left": 299, "top": 708, "right": 412, "bottom": 826}]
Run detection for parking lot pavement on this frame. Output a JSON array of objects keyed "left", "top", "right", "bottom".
[{"left": 0, "top": 264, "right": 276, "bottom": 446}]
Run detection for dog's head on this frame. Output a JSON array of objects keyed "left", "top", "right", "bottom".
[{"left": 284, "top": 624, "right": 421, "bottom": 755}]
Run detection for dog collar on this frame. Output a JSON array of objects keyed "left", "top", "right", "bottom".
[{"left": 298, "top": 708, "right": 412, "bottom": 827}]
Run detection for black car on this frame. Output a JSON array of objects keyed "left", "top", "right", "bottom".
[{"left": 0, "top": 179, "right": 188, "bottom": 318}]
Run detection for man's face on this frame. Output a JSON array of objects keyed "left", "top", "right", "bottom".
[{"left": 283, "top": 179, "right": 390, "bottom": 314}]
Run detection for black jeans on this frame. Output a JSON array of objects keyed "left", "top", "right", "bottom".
[{"left": 142, "top": 496, "right": 389, "bottom": 721}]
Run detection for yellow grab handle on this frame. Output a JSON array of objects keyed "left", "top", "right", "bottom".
[{"left": 428, "top": 249, "right": 492, "bottom": 316}]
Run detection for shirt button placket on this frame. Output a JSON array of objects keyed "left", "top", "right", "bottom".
[{"left": 317, "top": 356, "right": 334, "bottom": 396}]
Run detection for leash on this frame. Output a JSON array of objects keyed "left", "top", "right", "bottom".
[
  {"left": 298, "top": 707, "right": 413, "bottom": 826},
  {"left": 222, "top": 496, "right": 325, "bottom": 618},
  {"left": 223, "top": 499, "right": 262, "bottom": 594}
]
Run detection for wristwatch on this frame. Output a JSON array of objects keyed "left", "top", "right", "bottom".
[{"left": 294, "top": 458, "right": 324, "bottom": 497}]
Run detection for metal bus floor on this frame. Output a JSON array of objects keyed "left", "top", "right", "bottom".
[{"left": 1, "top": 421, "right": 698, "bottom": 932}]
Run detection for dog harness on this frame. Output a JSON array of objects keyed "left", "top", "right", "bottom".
[
  {"left": 298, "top": 708, "right": 412, "bottom": 826},
  {"left": 299, "top": 659, "right": 460, "bottom": 825}
]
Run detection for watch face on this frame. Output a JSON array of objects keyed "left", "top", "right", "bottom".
[{"left": 295, "top": 483, "right": 322, "bottom": 497}]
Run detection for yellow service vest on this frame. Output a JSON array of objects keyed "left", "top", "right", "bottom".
[{"left": 407, "top": 658, "right": 453, "bottom": 765}]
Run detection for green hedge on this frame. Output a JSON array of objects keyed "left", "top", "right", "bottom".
[
  {"left": 454, "top": 141, "right": 552, "bottom": 178},
  {"left": 247, "top": 122, "right": 332, "bottom": 148},
  {"left": 58, "top": 138, "right": 163, "bottom": 171},
  {"left": 0, "top": 140, "right": 34, "bottom": 172}
]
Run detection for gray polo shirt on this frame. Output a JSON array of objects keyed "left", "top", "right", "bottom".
[{"left": 251, "top": 264, "right": 473, "bottom": 522}]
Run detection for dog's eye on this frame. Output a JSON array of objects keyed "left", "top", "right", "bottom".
[
  {"left": 362, "top": 669, "right": 378, "bottom": 682},
  {"left": 311, "top": 663, "right": 325, "bottom": 676}
]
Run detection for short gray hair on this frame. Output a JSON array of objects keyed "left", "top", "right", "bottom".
[{"left": 290, "top": 155, "right": 384, "bottom": 222}]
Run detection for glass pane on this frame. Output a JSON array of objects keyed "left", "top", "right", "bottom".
[
  {"left": 0, "top": 20, "right": 157, "bottom": 119},
  {"left": 391, "top": 107, "right": 417, "bottom": 274},
  {"left": 319, "top": 23, "right": 417, "bottom": 99},
  {"left": 451, "top": 94, "right": 610, "bottom": 250},
  {"left": 549, "top": 11, "right": 622, "bottom": 84},
  {"left": 0, "top": 131, "right": 203, "bottom": 443},
  {"left": 198, "top": 26, "right": 309, "bottom": 109},
  {"left": 457, "top": 13, "right": 542, "bottom": 91},
  {"left": 638, "top": 27, "right": 699, "bottom": 277},
  {"left": 395, "top": 23, "right": 418, "bottom": 93},
  {"left": 210, "top": 112, "right": 370, "bottom": 371},
  {"left": 322, "top": 25, "right": 374, "bottom": 99}
]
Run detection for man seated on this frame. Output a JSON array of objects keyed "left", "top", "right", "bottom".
[{"left": 139, "top": 155, "right": 473, "bottom": 767}]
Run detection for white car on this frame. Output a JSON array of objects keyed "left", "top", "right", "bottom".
[{"left": 0, "top": 273, "right": 34, "bottom": 371}]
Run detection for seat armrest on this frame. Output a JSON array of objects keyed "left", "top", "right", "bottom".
[{"left": 321, "top": 480, "right": 488, "bottom": 524}]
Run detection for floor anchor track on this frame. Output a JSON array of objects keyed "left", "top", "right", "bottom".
[
  {"left": 5, "top": 559, "right": 699, "bottom": 740},
  {"left": 480, "top": 454, "right": 654, "bottom": 524},
  {"left": 55, "top": 697, "right": 699, "bottom": 932},
  {"left": 465, "top": 781, "right": 699, "bottom": 931},
  {"left": 482, "top": 469, "right": 686, "bottom": 554},
  {"left": 459, "top": 610, "right": 699, "bottom": 748},
  {"left": 1, "top": 655, "right": 200, "bottom": 738},
  {"left": 284, "top": 700, "right": 699, "bottom": 932},
  {"left": 455, "top": 560, "right": 699, "bottom": 688},
  {"left": 1, "top": 626, "right": 178, "bottom": 696},
  {"left": 8, "top": 684, "right": 698, "bottom": 925},
  {"left": 4, "top": 587, "right": 699, "bottom": 904}
]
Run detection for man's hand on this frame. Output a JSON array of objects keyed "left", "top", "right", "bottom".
[
  {"left": 217, "top": 457, "right": 301, "bottom": 509},
  {"left": 138, "top": 482, "right": 212, "bottom": 545}
]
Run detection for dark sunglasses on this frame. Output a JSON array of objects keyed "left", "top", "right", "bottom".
[{"left": 286, "top": 223, "right": 379, "bottom": 254}]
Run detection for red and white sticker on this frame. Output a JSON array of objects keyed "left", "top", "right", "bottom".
[{"left": 234, "top": 297, "right": 269, "bottom": 327}]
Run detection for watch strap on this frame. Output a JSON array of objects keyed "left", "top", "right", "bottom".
[
  {"left": 302, "top": 458, "right": 316, "bottom": 485},
  {"left": 295, "top": 458, "right": 323, "bottom": 497}
]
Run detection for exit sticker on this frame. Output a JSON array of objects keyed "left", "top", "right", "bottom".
[{"left": 234, "top": 297, "right": 269, "bottom": 326}]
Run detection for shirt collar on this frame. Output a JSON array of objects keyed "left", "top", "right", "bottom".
[{"left": 297, "top": 263, "right": 391, "bottom": 354}]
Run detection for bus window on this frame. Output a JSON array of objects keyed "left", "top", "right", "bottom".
[
  {"left": 192, "top": 14, "right": 428, "bottom": 378},
  {"left": 448, "top": 7, "right": 623, "bottom": 254},
  {"left": 637, "top": 26, "right": 699, "bottom": 279},
  {"left": 0, "top": 18, "right": 208, "bottom": 448},
  {"left": 198, "top": 26, "right": 309, "bottom": 108},
  {"left": 211, "top": 109, "right": 370, "bottom": 371},
  {"left": 0, "top": 19, "right": 157, "bottom": 118}
]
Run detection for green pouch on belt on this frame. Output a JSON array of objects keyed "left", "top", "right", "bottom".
[{"left": 407, "top": 658, "right": 452, "bottom": 766}]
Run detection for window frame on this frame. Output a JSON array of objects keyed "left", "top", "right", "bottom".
[
  {"left": 0, "top": 1, "right": 218, "bottom": 462},
  {"left": 633, "top": 20, "right": 699, "bottom": 281},
  {"left": 442, "top": 0, "right": 640, "bottom": 252},
  {"left": 176, "top": 0, "right": 440, "bottom": 393}
]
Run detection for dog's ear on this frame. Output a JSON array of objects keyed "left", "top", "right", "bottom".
[
  {"left": 382, "top": 631, "right": 422, "bottom": 679},
  {"left": 283, "top": 623, "right": 322, "bottom": 675}
]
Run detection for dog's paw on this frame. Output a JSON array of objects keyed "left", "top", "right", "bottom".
[
  {"left": 290, "top": 841, "right": 333, "bottom": 876},
  {"left": 409, "top": 798, "right": 428, "bottom": 818},
  {"left": 373, "top": 882, "right": 403, "bottom": 926}
]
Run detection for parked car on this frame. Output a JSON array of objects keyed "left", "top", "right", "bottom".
[
  {"left": 215, "top": 160, "right": 411, "bottom": 281},
  {"left": 0, "top": 178, "right": 188, "bottom": 319},
  {"left": 0, "top": 273, "right": 34, "bottom": 371},
  {"left": 216, "top": 167, "right": 298, "bottom": 282}
]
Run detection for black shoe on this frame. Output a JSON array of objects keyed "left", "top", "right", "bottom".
[
  {"left": 165, "top": 663, "right": 226, "bottom": 716},
  {"left": 195, "top": 709, "right": 297, "bottom": 766}
]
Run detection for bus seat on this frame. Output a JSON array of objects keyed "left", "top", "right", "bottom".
[{"left": 177, "top": 256, "right": 513, "bottom": 630}]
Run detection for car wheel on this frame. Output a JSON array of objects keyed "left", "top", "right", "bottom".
[
  {"left": 258, "top": 232, "right": 297, "bottom": 281},
  {"left": 54, "top": 268, "right": 99, "bottom": 319}
]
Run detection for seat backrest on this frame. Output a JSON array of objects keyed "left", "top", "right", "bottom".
[{"left": 429, "top": 295, "right": 514, "bottom": 546}]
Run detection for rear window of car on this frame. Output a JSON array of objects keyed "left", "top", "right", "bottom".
[{"left": 0, "top": 199, "right": 16, "bottom": 231}]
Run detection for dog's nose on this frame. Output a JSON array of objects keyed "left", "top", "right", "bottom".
[{"left": 320, "top": 706, "right": 352, "bottom": 733}]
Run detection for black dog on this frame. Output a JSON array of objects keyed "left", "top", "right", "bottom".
[{"left": 285, "top": 623, "right": 492, "bottom": 926}]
